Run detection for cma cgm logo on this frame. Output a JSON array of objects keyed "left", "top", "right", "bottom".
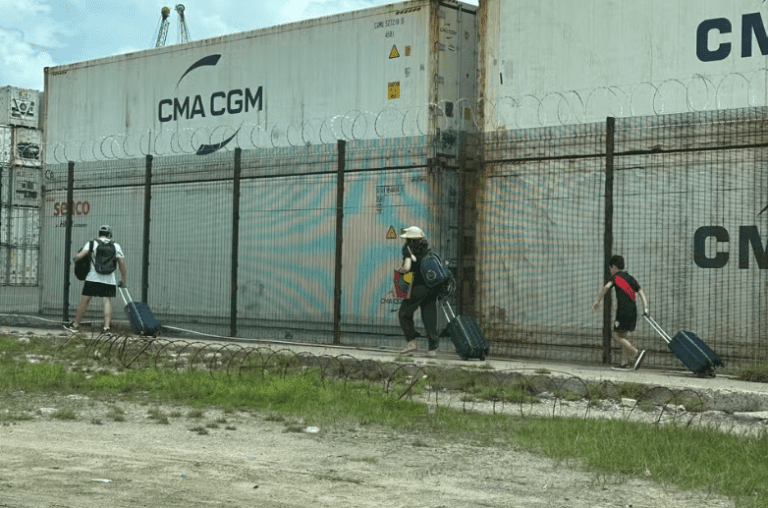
[
  {"left": 157, "top": 54, "right": 263, "bottom": 155},
  {"left": 694, "top": 226, "right": 767, "bottom": 268},
  {"left": 697, "top": 12, "right": 768, "bottom": 61}
]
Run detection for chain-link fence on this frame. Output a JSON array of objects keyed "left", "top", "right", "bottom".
[
  {"left": 479, "top": 108, "right": 768, "bottom": 369},
  {"left": 38, "top": 136, "right": 459, "bottom": 347},
  {"left": 0, "top": 102, "right": 766, "bottom": 371}
]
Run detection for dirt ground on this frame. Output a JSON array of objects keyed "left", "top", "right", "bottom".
[{"left": 0, "top": 393, "right": 736, "bottom": 508}]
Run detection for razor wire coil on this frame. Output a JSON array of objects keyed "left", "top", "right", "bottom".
[
  {"left": 45, "top": 70, "right": 768, "bottom": 163},
  {"left": 47, "top": 330, "right": 715, "bottom": 428}
]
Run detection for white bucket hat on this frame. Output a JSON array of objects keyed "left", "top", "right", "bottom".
[{"left": 400, "top": 226, "right": 425, "bottom": 239}]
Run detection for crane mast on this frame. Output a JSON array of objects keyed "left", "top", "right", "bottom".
[
  {"left": 154, "top": 6, "right": 171, "bottom": 48},
  {"left": 153, "top": 4, "right": 191, "bottom": 48},
  {"left": 176, "top": 4, "right": 190, "bottom": 44}
]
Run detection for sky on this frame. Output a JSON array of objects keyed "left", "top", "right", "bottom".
[{"left": 0, "top": 0, "right": 478, "bottom": 91}]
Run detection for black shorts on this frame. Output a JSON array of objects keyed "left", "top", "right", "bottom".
[
  {"left": 82, "top": 281, "right": 116, "bottom": 298},
  {"left": 614, "top": 310, "right": 637, "bottom": 333}
]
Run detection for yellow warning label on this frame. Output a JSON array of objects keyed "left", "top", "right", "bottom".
[
  {"left": 389, "top": 45, "right": 400, "bottom": 59},
  {"left": 387, "top": 226, "right": 397, "bottom": 239},
  {"left": 388, "top": 82, "right": 400, "bottom": 100}
]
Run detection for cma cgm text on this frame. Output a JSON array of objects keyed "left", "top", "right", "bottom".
[{"left": 158, "top": 87, "right": 263, "bottom": 122}]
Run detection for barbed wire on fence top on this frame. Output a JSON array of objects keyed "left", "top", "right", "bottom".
[{"left": 43, "top": 69, "right": 768, "bottom": 163}]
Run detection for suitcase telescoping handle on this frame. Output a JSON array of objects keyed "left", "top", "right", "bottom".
[
  {"left": 439, "top": 298, "right": 457, "bottom": 322},
  {"left": 643, "top": 315, "right": 672, "bottom": 344},
  {"left": 117, "top": 286, "right": 133, "bottom": 307}
]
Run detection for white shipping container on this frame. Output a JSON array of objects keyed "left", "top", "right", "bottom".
[
  {"left": 0, "top": 164, "right": 42, "bottom": 286},
  {"left": 481, "top": 0, "right": 768, "bottom": 128},
  {"left": 12, "top": 127, "right": 41, "bottom": 167},
  {"left": 0, "top": 86, "right": 42, "bottom": 129},
  {"left": 43, "top": 0, "right": 477, "bottom": 162},
  {"left": 0, "top": 125, "right": 9, "bottom": 163}
]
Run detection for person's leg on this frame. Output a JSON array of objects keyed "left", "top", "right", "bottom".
[
  {"left": 103, "top": 297, "right": 112, "bottom": 330},
  {"left": 398, "top": 298, "right": 422, "bottom": 352},
  {"left": 612, "top": 330, "right": 638, "bottom": 365},
  {"left": 420, "top": 293, "right": 439, "bottom": 351},
  {"left": 73, "top": 295, "right": 92, "bottom": 327},
  {"left": 399, "top": 286, "right": 429, "bottom": 353}
]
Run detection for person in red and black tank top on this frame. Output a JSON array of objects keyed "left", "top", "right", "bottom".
[{"left": 592, "top": 255, "right": 649, "bottom": 370}]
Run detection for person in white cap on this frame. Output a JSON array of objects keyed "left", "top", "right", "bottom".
[
  {"left": 397, "top": 226, "right": 439, "bottom": 357},
  {"left": 65, "top": 225, "right": 127, "bottom": 334}
]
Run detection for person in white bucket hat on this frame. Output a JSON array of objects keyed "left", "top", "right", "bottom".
[{"left": 396, "top": 226, "right": 440, "bottom": 357}]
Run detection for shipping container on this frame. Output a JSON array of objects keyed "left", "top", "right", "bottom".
[
  {"left": 0, "top": 125, "right": 9, "bottom": 163},
  {"left": 480, "top": 0, "right": 768, "bottom": 129},
  {"left": 0, "top": 86, "right": 42, "bottom": 129},
  {"left": 0, "top": 125, "right": 42, "bottom": 287},
  {"left": 43, "top": 0, "right": 477, "bottom": 162},
  {"left": 0, "top": 162, "right": 41, "bottom": 286},
  {"left": 12, "top": 128, "right": 41, "bottom": 167}
]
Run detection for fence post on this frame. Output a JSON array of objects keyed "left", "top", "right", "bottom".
[
  {"left": 457, "top": 135, "right": 480, "bottom": 318},
  {"left": 603, "top": 117, "right": 615, "bottom": 364},
  {"left": 142, "top": 154, "right": 152, "bottom": 304},
  {"left": 63, "top": 161, "right": 75, "bottom": 322},
  {"left": 230, "top": 148, "right": 241, "bottom": 337},
  {"left": 333, "top": 140, "right": 346, "bottom": 345},
  {"left": 0, "top": 159, "right": 3, "bottom": 283}
]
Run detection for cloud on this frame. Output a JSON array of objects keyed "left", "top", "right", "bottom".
[{"left": 0, "top": 27, "right": 54, "bottom": 90}]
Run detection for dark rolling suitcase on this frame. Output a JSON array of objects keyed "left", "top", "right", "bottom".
[
  {"left": 644, "top": 315, "right": 724, "bottom": 377},
  {"left": 119, "top": 287, "right": 161, "bottom": 337},
  {"left": 440, "top": 299, "right": 490, "bottom": 361}
]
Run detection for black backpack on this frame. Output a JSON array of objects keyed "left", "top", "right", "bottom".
[
  {"left": 93, "top": 239, "right": 117, "bottom": 275},
  {"left": 419, "top": 250, "right": 454, "bottom": 292},
  {"left": 74, "top": 248, "right": 90, "bottom": 280}
]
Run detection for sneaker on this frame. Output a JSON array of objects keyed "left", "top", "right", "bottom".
[
  {"left": 63, "top": 321, "right": 79, "bottom": 334},
  {"left": 633, "top": 350, "right": 647, "bottom": 370},
  {"left": 611, "top": 363, "right": 631, "bottom": 371},
  {"left": 399, "top": 341, "right": 418, "bottom": 355},
  {"left": 425, "top": 350, "right": 437, "bottom": 358},
  {"left": 101, "top": 326, "right": 111, "bottom": 335}
]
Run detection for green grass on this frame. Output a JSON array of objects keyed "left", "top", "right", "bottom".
[
  {"left": 737, "top": 362, "right": 768, "bottom": 383},
  {"left": 1, "top": 334, "right": 767, "bottom": 507}
]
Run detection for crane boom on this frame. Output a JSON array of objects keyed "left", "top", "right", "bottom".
[{"left": 155, "top": 6, "right": 171, "bottom": 48}]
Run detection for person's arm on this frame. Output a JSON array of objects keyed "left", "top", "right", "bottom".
[
  {"left": 117, "top": 258, "right": 127, "bottom": 287},
  {"left": 73, "top": 249, "right": 88, "bottom": 262},
  {"left": 637, "top": 287, "right": 649, "bottom": 316},
  {"left": 592, "top": 281, "right": 613, "bottom": 312},
  {"left": 398, "top": 257, "right": 412, "bottom": 274}
]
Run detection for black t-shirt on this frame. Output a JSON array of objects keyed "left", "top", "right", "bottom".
[{"left": 611, "top": 271, "right": 641, "bottom": 318}]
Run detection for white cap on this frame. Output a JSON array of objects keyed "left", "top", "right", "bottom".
[{"left": 400, "top": 226, "right": 425, "bottom": 239}]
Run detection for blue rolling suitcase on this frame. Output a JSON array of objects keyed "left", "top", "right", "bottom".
[
  {"left": 119, "top": 287, "right": 161, "bottom": 337},
  {"left": 440, "top": 299, "right": 490, "bottom": 361},
  {"left": 644, "top": 316, "right": 724, "bottom": 377}
]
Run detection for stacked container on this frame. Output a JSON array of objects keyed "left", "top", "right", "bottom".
[{"left": 0, "top": 86, "right": 42, "bottom": 286}]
